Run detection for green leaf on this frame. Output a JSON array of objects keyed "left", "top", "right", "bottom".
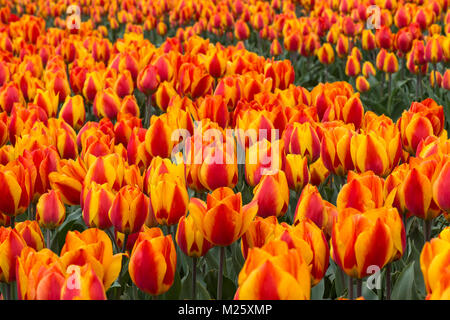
[
  {"left": 311, "top": 279, "right": 325, "bottom": 300},
  {"left": 391, "top": 261, "right": 417, "bottom": 300}
]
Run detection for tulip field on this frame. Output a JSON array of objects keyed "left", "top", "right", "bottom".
[{"left": 0, "top": 0, "right": 449, "bottom": 302}]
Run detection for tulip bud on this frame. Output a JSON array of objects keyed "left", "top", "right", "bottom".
[
  {"left": 0, "top": 227, "right": 27, "bottom": 283},
  {"left": 252, "top": 171, "right": 289, "bottom": 218},
  {"left": 137, "top": 65, "right": 160, "bottom": 96},
  {"left": 61, "top": 264, "right": 107, "bottom": 300},
  {"left": 59, "top": 95, "right": 86, "bottom": 131},
  {"left": 176, "top": 215, "right": 213, "bottom": 258},
  {"left": 36, "top": 190, "right": 66, "bottom": 229},
  {"left": 109, "top": 185, "right": 149, "bottom": 234},
  {"left": 316, "top": 43, "right": 335, "bottom": 65},
  {"left": 356, "top": 76, "right": 370, "bottom": 92},
  {"left": 129, "top": 228, "right": 177, "bottom": 296},
  {"left": 150, "top": 175, "right": 189, "bottom": 226},
  {"left": 284, "top": 154, "right": 309, "bottom": 192},
  {"left": 82, "top": 183, "right": 114, "bottom": 230},
  {"left": 14, "top": 220, "right": 45, "bottom": 251},
  {"left": 189, "top": 187, "right": 258, "bottom": 246}
]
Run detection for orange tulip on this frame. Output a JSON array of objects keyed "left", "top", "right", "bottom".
[
  {"left": 60, "top": 228, "right": 122, "bottom": 291},
  {"left": 36, "top": 190, "right": 66, "bottom": 229},
  {"left": 82, "top": 182, "right": 114, "bottom": 230},
  {"left": 129, "top": 228, "right": 177, "bottom": 296},
  {"left": 331, "top": 208, "right": 394, "bottom": 278},
  {"left": 109, "top": 185, "right": 149, "bottom": 234},
  {"left": 0, "top": 226, "right": 26, "bottom": 283},
  {"left": 16, "top": 247, "right": 65, "bottom": 300},
  {"left": 189, "top": 187, "right": 258, "bottom": 246},
  {"left": 14, "top": 220, "right": 45, "bottom": 251},
  {"left": 252, "top": 171, "right": 289, "bottom": 218},
  {"left": 176, "top": 214, "right": 213, "bottom": 258},
  {"left": 236, "top": 240, "right": 310, "bottom": 300}
]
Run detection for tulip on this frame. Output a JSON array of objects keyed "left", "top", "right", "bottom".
[
  {"left": 283, "top": 122, "right": 320, "bottom": 163},
  {"left": 252, "top": 171, "right": 289, "bottom": 218},
  {"left": 129, "top": 228, "right": 177, "bottom": 296},
  {"left": 356, "top": 76, "right": 370, "bottom": 92},
  {"left": 113, "top": 69, "right": 134, "bottom": 98},
  {"left": 0, "top": 226, "right": 26, "bottom": 283},
  {"left": 60, "top": 264, "right": 107, "bottom": 300},
  {"left": 320, "top": 125, "right": 355, "bottom": 176},
  {"left": 198, "top": 140, "right": 238, "bottom": 191},
  {"left": 362, "top": 62, "right": 376, "bottom": 78},
  {"left": 60, "top": 228, "right": 122, "bottom": 291},
  {"left": 82, "top": 71, "right": 103, "bottom": 103},
  {"left": 16, "top": 247, "right": 65, "bottom": 300},
  {"left": 433, "top": 158, "right": 450, "bottom": 214},
  {"left": 144, "top": 117, "right": 174, "bottom": 158},
  {"left": 270, "top": 39, "right": 283, "bottom": 56},
  {"left": 36, "top": 190, "right": 66, "bottom": 229},
  {"left": 383, "top": 52, "right": 398, "bottom": 74},
  {"left": 240, "top": 216, "right": 283, "bottom": 259},
  {"left": 82, "top": 183, "right": 114, "bottom": 230},
  {"left": 109, "top": 185, "right": 149, "bottom": 235},
  {"left": 331, "top": 208, "right": 394, "bottom": 279},
  {"left": 235, "top": 20, "right": 250, "bottom": 40},
  {"left": 137, "top": 65, "right": 160, "bottom": 97},
  {"left": 399, "top": 159, "right": 441, "bottom": 222},
  {"left": 293, "top": 184, "right": 328, "bottom": 230},
  {"left": 397, "top": 99, "right": 445, "bottom": 154},
  {"left": 236, "top": 240, "right": 310, "bottom": 300},
  {"left": 84, "top": 153, "right": 124, "bottom": 192},
  {"left": 189, "top": 187, "right": 258, "bottom": 247},
  {"left": 59, "top": 95, "right": 86, "bottom": 131},
  {"left": 345, "top": 55, "right": 361, "bottom": 77},
  {"left": 443, "top": 70, "right": 450, "bottom": 90},
  {"left": 284, "top": 153, "right": 309, "bottom": 193},
  {"left": 316, "top": 43, "right": 335, "bottom": 65},
  {"left": 93, "top": 88, "right": 121, "bottom": 121},
  {"left": 245, "top": 138, "right": 283, "bottom": 187},
  {"left": 197, "top": 95, "right": 228, "bottom": 129},
  {"left": 350, "top": 131, "right": 396, "bottom": 177},
  {"left": 49, "top": 159, "right": 85, "bottom": 206},
  {"left": 154, "top": 82, "right": 177, "bottom": 112},
  {"left": 425, "top": 36, "right": 443, "bottom": 64},
  {"left": 176, "top": 214, "right": 213, "bottom": 258},
  {"left": 149, "top": 174, "right": 189, "bottom": 226},
  {"left": 33, "top": 89, "right": 59, "bottom": 118},
  {"left": 14, "top": 220, "right": 45, "bottom": 251},
  {"left": 420, "top": 227, "right": 450, "bottom": 299},
  {"left": 278, "top": 220, "right": 329, "bottom": 285}
]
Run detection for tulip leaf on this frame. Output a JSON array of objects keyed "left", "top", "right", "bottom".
[
  {"left": 311, "top": 279, "right": 325, "bottom": 300},
  {"left": 204, "top": 269, "right": 237, "bottom": 300},
  {"left": 196, "top": 282, "right": 212, "bottom": 300},
  {"left": 391, "top": 261, "right": 417, "bottom": 300},
  {"left": 52, "top": 207, "right": 85, "bottom": 254},
  {"left": 361, "top": 282, "right": 379, "bottom": 300}
]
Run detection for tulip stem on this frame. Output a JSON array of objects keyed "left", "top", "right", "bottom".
[
  {"left": 122, "top": 233, "right": 129, "bottom": 254},
  {"left": 433, "top": 63, "right": 437, "bottom": 89},
  {"left": 192, "top": 257, "right": 197, "bottom": 300},
  {"left": 348, "top": 276, "right": 353, "bottom": 300},
  {"left": 356, "top": 278, "right": 362, "bottom": 298},
  {"left": 46, "top": 229, "right": 52, "bottom": 250},
  {"left": 424, "top": 219, "right": 432, "bottom": 242},
  {"left": 217, "top": 246, "right": 225, "bottom": 300},
  {"left": 385, "top": 263, "right": 391, "bottom": 300},
  {"left": 416, "top": 73, "right": 422, "bottom": 100},
  {"left": 10, "top": 216, "right": 15, "bottom": 228},
  {"left": 144, "top": 95, "right": 152, "bottom": 128}
]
